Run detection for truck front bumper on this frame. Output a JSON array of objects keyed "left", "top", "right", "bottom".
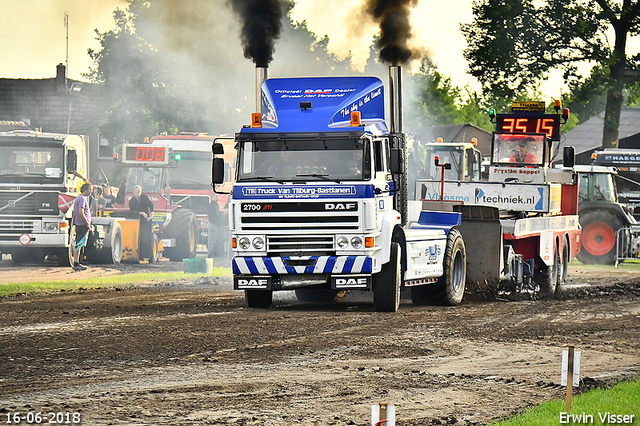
[
  {"left": 0, "top": 233, "right": 67, "bottom": 250},
  {"left": 233, "top": 255, "right": 374, "bottom": 291},
  {"left": 233, "top": 255, "right": 373, "bottom": 275}
]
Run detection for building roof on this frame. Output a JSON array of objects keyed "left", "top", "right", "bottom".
[
  {"left": 0, "top": 64, "right": 103, "bottom": 136},
  {"left": 560, "top": 108, "right": 640, "bottom": 155}
]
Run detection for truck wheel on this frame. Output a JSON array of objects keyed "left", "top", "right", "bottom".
[
  {"left": 536, "top": 247, "right": 558, "bottom": 297},
  {"left": 373, "top": 241, "right": 401, "bottom": 312},
  {"left": 295, "top": 285, "right": 338, "bottom": 303},
  {"left": 165, "top": 209, "right": 197, "bottom": 262},
  {"left": 11, "top": 249, "right": 45, "bottom": 265},
  {"left": 577, "top": 210, "right": 622, "bottom": 265},
  {"left": 440, "top": 228, "right": 466, "bottom": 305},
  {"left": 88, "top": 223, "right": 123, "bottom": 265},
  {"left": 412, "top": 229, "right": 466, "bottom": 306},
  {"left": 149, "top": 233, "right": 159, "bottom": 264},
  {"left": 57, "top": 226, "right": 76, "bottom": 267},
  {"left": 556, "top": 238, "right": 569, "bottom": 294},
  {"left": 245, "top": 289, "right": 273, "bottom": 308}
]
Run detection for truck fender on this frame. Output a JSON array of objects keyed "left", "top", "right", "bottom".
[
  {"left": 91, "top": 217, "right": 121, "bottom": 248},
  {"left": 376, "top": 209, "right": 403, "bottom": 267}
]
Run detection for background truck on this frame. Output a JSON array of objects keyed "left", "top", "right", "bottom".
[
  {"left": 574, "top": 162, "right": 640, "bottom": 265},
  {"left": 106, "top": 143, "right": 199, "bottom": 262},
  {"left": 0, "top": 130, "right": 123, "bottom": 265},
  {"left": 149, "top": 133, "right": 235, "bottom": 255}
]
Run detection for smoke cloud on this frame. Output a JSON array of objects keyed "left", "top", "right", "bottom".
[
  {"left": 366, "top": 0, "right": 418, "bottom": 65},
  {"left": 228, "top": 0, "right": 285, "bottom": 67}
]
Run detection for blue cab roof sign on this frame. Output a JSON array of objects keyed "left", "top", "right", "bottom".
[{"left": 247, "top": 76, "right": 388, "bottom": 134}]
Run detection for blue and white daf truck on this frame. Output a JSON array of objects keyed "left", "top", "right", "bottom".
[{"left": 212, "top": 68, "right": 466, "bottom": 311}]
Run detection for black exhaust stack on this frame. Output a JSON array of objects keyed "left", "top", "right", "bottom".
[{"left": 389, "top": 66, "right": 408, "bottom": 225}]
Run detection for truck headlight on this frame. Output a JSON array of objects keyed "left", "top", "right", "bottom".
[
  {"left": 337, "top": 236, "right": 349, "bottom": 249},
  {"left": 252, "top": 237, "right": 264, "bottom": 250},
  {"left": 43, "top": 222, "right": 59, "bottom": 232},
  {"left": 351, "top": 236, "right": 363, "bottom": 249},
  {"left": 238, "top": 237, "right": 251, "bottom": 250}
]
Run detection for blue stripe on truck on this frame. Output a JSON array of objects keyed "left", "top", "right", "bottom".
[{"left": 233, "top": 256, "right": 373, "bottom": 275}]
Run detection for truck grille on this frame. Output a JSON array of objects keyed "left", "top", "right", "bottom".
[
  {"left": 267, "top": 235, "right": 335, "bottom": 256},
  {"left": 0, "top": 191, "right": 59, "bottom": 216},
  {"left": 0, "top": 220, "right": 35, "bottom": 234}
]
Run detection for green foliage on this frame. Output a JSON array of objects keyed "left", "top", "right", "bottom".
[
  {"left": 462, "top": 0, "right": 640, "bottom": 134},
  {"left": 407, "top": 56, "right": 495, "bottom": 132}
]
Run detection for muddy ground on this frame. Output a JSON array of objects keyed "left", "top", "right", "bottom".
[{"left": 0, "top": 260, "right": 638, "bottom": 425}]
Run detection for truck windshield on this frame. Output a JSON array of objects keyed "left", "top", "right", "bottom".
[
  {"left": 425, "top": 146, "right": 467, "bottom": 180},
  {"left": 0, "top": 144, "right": 65, "bottom": 184},
  {"left": 171, "top": 151, "right": 213, "bottom": 189},
  {"left": 492, "top": 133, "right": 544, "bottom": 166},
  {"left": 237, "top": 138, "right": 370, "bottom": 182}
]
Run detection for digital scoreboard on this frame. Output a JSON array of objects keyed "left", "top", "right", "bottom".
[
  {"left": 495, "top": 114, "right": 561, "bottom": 141},
  {"left": 120, "top": 145, "right": 172, "bottom": 165}
]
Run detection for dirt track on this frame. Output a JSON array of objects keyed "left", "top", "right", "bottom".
[{"left": 0, "top": 262, "right": 638, "bottom": 425}]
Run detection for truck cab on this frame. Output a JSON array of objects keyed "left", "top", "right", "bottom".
[
  {"left": 0, "top": 131, "right": 88, "bottom": 265},
  {"left": 214, "top": 74, "right": 466, "bottom": 311}
]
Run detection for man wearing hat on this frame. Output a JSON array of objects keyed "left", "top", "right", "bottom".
[{"left": 509, "top": 139, "right": 538, "bottom": 164}]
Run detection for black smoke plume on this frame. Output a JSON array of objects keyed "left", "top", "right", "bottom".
[
  {"left": 229, "top": 0, "right": 284, "bottom": 67},
  {"left": 366, "top": 0, "right": 416, "bottom": 65}
]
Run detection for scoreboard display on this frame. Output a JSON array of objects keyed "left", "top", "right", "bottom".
[
  {"left": 121, "top": 145, "right": 172, "bottom": 165},
  {"left": 495, "top": 113, "right": 561, "bottom": 141}
]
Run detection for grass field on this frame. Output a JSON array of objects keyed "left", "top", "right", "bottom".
[
  {"left": 0, "top": 267, "right": 232, "bottom": 297},
  {"left": 488, "top": 379, "right": 640, "bottom": 425}
]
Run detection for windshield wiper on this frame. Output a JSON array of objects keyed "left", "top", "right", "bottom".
[
  {"left": 296, "top": 173, "right": 341, "bottom": 183},
  {"left": 244, "top": 176, "right": 288, "bottom": 184}
]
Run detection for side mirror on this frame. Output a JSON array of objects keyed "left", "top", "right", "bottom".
[
  {"left": 390, "top": 148, "right": 403, "bottom": 174},
  {"left": 66, "top": 150, "right": 77, "bottom": 174},
  {"left": 563, "top": 146, "right": 575, "bottom": 168},
  {"left": 212, "top": 157, "right": 225, "bottom": 184},
  {"left": 213, "top": 143, "right": 224, "bottom": 155}
]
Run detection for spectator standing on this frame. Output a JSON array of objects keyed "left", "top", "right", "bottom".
[
  {"left": 207, "top": 194, "right": 224, "bottom": 258},
  {"left": 71, "top": 183, "right": 92, "bottom": 271},
  {"left": 129, "top": 185, "right": 155, "bottom": 259}
]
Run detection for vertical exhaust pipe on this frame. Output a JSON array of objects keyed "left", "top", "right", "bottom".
[
  {"left": 255, "top": 66, "right": 269, "bottom": 113},
  {"left": 389, "top": 66, "right": 403, "bottom": 134},
  {"left": 389, "top": 65, "right": 408, "bottom": 225}
]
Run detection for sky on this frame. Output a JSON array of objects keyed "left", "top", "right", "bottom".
[
  {"left": 1, "top": 0, "right": 478, "bottom": 92},
  {"left": 1, "top": 0, "right": 639, "bottom": 100}
]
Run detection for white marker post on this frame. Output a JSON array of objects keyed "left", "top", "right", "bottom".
[
  {"left": 371, "top": 402, "right": 395, "bottom": 426},
  {"left": 561, "top": 346, "right": 581, "bottom": 411}
]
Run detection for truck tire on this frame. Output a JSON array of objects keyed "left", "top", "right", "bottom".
[
  {"left": 556, "top": 238, "right": 569, "bottom": 294},
  {"left": 245, "top": 289, "right": 272, "bottom": 308},
  {"left": 295, "top": 285, "right": 338, "bottom": 303},
  {"left": 11, "top": 249, "right": 45, "bottom": 265},
  {"left": 412, "top": 228, "right": 466, "bottom": 306},
  {"left": 149, "top": 233, "right": 159, "bottom": 264},
  {"left": 86, "top": 222, "right": 123, "bottom": 265},
  {"left": 536, "top": 247, "right": 558, "bottom": 297},
  {"left": 57, "top": 226, "right": 76, "bottom": 267},
  {"left": 373, "top": 241, "right": 401, "bottom": 312},
  {"left": 164, "top": 209, "right": 197, "bottom": 262},
  {"left": 577, "top": 210, "right": 623, "bottom": 265}
]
